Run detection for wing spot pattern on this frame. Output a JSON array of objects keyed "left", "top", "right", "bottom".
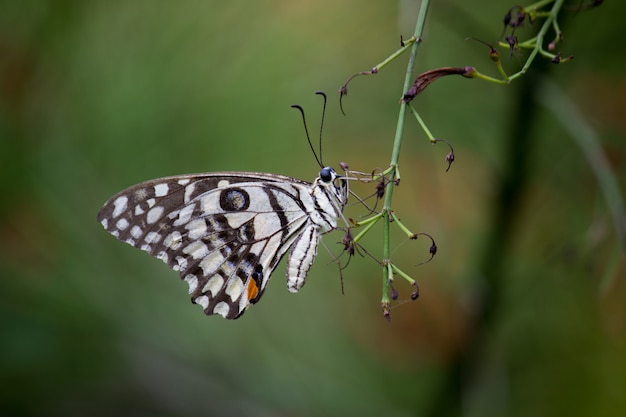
[
  {"left": 203, "top": 275, "right": 224, "bottom": 297},
  {"left": 154, "top": 183, "right": 169, "bottom": 197},
  {"left": 199, "top": 251, "right": 225, "bottom": 277},
  {"left": 219, "top": 188, "right": 250, "bottom": 212},
  {"left": 213, "top": 302, "right": 230, "bottom": 318},
  {"left": 184, "top": 274, "right": 198, "bottom": 294},
  {"left": 112, "top": 196, "right": 128, "bottom": 218},
  {"left": 225, "top": 277, "right": 244, "bottom": 301},
  {"left": 195, "top": 295, "right": 209, "bottom": 310},
  {"left": 185, "top": 219, "right": 207, "bottom": 240},
  {"left": 183, "top": 241, "right": 209, "bottom": 260},
  {"left": 174, "top": 255, "right": 187, "bottom": 272},
  {"left": 184, "top": 182, "right": 196, "bottom": 203},
  {"left": 146, "top": 206, "right": 164, "bottom": 224},
  {"left": 173, "top": 204, "right": 195, "bottom": 226},
  {"left": 116, "top": 218, "right": 129, "bottom": 230},
  {"left": 156, "top": 251, "right": 168, "bottom": 263},
  {"left": 164, "top": 231, "right": 183, "bottom": 250},
  {"left": 130, "top": 225, "right": 143, "bottom": 239},
  {"left": 145, "top": 232, "right": 162, "bottom": 244}
]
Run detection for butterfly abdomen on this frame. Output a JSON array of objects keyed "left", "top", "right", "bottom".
[{"left": 286, "top": 224, "right": 321, "bottom": 293}]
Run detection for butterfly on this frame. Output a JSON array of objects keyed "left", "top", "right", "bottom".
[{"left": 97, "top": 167, "right": 347, "bottom": 319}]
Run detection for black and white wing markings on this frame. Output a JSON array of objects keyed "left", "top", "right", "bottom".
[{"left": 97, "top": 169, "right": 347, "bottom": 319}]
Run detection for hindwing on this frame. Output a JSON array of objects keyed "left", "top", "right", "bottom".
[{"left": 97, "top": 172, "right": 320, "bottom": 319}]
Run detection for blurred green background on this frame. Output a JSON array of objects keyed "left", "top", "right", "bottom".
[{"left": 1, "top": 1, "right": 625, "bottom": 416}]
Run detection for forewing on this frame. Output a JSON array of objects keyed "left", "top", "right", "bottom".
[{"left": 97, "top": 172, "right": 313, "bottom": 319}]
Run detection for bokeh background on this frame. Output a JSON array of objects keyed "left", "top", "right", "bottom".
[{"left": 1, "top": 1, "right": 624, "bottom": 416}]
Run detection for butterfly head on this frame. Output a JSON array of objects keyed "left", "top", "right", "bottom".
[
  {"left": 318, "top": 166, "right": 348, "bottom": 207},
  {"left": 319, "top": 167, "right": 335, "bottom": 183}
]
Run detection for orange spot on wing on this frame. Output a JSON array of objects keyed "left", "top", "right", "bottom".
[{"left": 247, "top": 277, "right": 259, "bottom": 301}]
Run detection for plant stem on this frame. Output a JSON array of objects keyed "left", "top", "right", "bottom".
[
  {"left": 508, "top": 0, "right": 564, "bottom": 81},
  {"left": 385, "top": 0, "right": 431, "bottom": 180},
  {"left": 383, "top": 1, "right": 430, "bottom": 213},
  {"left": 526, "top": 0, "right": 555, "bottom": 13},
  {"left": 380, "top": 0, "right": 430, "bottom": 305}
]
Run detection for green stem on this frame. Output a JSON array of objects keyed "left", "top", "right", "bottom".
[
  {"left": 385, "top": 1, "right": 430, "bottom": 178},
  {"left": 525, "top": 0, "right": 555, "bottom": 13},
  {"left": 374, "top": 36, "right": 417, "bottom": 71},
  {"left": 352, "top": 213, "right": 382, "bottom": 243},
  {"left": 508, "top": 0, "right": 564, "bottom": 81},
  {"left": 380, "top": 0, "right": 430, "bottom": 305},
  {"left": 408, "top": 105, "right": 436, "bottom": 142},
  {"left": 382, "top": 1, "right": 430, "bottom": 220},
  {"left": 390, "top": 211, "right": 416, "bottom": 238}
]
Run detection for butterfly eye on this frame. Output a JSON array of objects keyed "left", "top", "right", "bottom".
[{"left": 319, "top": 167, "right": 334, "bottom": 183}]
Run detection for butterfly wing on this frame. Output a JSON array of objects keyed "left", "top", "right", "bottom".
[{"left": 97, "top": 172, "right": 314, "bottom": 319}]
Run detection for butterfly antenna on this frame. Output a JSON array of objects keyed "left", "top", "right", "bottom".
[
  {"left": 291, "top": 103, "right": 323, "bottom": 168},
  {"left": 315, "top": 91, "right": 327, "bottom": 166}
]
